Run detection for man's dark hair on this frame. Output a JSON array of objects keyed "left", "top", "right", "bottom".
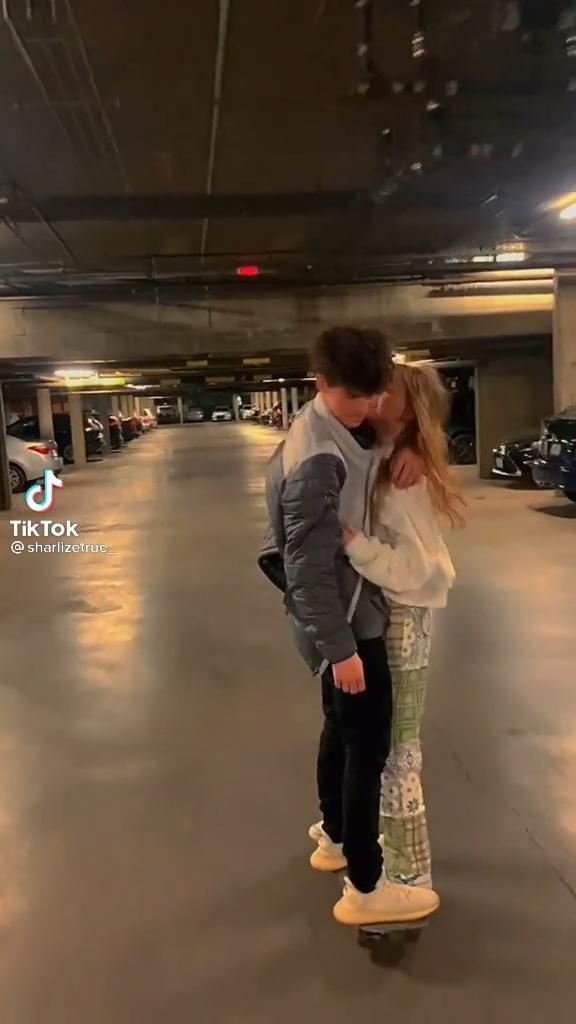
[{"left": 311, "top": 326, "right": 393, "bottom": 396}]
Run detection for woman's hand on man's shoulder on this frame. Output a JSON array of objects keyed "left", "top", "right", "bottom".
[{"left": 390, "top": 447, "right": 425, "bottom": 489}]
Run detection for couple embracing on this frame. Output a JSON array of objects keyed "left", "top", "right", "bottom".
[{"left": 259, "top": 326, "right": 462, "bottom": 928}]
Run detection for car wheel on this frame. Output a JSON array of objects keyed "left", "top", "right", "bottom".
[
  {"left": 9, "top": 462, "right": 27, "bottom": 493},
  {"left": 449, "top": 432, "right": 476, "bottom": 465},
  {"left": 564, "top": 491, "right": 576, "bottom": 504}
]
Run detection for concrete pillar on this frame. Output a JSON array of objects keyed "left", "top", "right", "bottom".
[
  {"left": 280, "top": 387, "right": 289, "bottom": 429},
  {"left": 553, "top": 272, "right": 576, "bottom": 412},
  {"left": 68, "top": 393, "right": 87, "bottom": 468},
  {"left": 177, "top": 396, "right": 184, "bottom": 424},
  {"left": 119, "top": 395, "right": 130, "bottom": 417},
  {"left": 232, "top": 394, "right": 241, "bottom": 421},
  {"left": 265, "top": 391, "right": 272, "bottom": 409},
  {"left": 36, "top": 387, "right": 55, "bottom": 440},
  {"left": 290, "top": 387, "right": 299, "bottom": 416},
  {"left": 476, "top": 351, "right": 553, "bottom": 477},
  {"left": 133, "top": 396, "right": 141, "bottom": 415},
  {"left": 0, "top": 383, "right": 12, "bottom": 510}
]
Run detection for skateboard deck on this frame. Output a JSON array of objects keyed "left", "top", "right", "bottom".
[{"left": 358, "top": 916, "right": 429, "bottom": 943}]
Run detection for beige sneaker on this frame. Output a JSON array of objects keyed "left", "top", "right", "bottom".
[
  {"left": 333, "top": 874, "right": 440, "bottom": 926},
  {"left": 308, "top": 821, "right": 347, "bottom": 872}
]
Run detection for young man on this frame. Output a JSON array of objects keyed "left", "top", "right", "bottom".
[{"left": 259, "top": 327, "right": 439, "bottom": 926}]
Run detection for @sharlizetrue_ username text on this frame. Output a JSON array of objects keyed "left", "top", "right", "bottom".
[{"left": 9, "top": 520, "right": 108, "bottom": 554}]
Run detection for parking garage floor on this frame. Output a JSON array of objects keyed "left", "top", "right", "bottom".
[{"left": 0, "top": 424, "right": 575, "bottom": 1024}]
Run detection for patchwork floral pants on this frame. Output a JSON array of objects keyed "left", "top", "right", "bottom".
[{"left": 381, "top": 604, "right": 433, "bottom": 884}]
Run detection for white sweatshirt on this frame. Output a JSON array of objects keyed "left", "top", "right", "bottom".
[{"left": 345, "top": 479, "right": 455, "bottom": 609}]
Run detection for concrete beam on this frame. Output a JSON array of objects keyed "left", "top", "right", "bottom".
[{"left": 0, "top": 277, "right": 554, "bottom": 364}]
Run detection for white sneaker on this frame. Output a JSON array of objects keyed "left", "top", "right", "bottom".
[
  {"left": 333, "top": 874, "right": 440, "bottom": 926},
  {"left": 308, "top": 821, "right": 347, "bottom": 872}
]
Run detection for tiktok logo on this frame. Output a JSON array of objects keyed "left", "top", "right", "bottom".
[{"left": 25, "top": 470, "right": 63, "bottom": 513}]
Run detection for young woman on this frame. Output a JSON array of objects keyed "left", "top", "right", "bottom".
[{"left": 343, "top": 362, "right": 463, "bottom": 888}]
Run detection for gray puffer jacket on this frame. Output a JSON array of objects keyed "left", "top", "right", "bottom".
[{"left": 258, "top": 395, "right": 387, "bottom": 672}]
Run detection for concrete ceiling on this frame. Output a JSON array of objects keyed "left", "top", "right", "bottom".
[{"left": 0, "top": 0, "right": 574, "bottom": 295}]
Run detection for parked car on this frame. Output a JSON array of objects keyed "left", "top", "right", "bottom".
[
  {"left": 211, "top": 406, "right": 233, "bottom": 422},
  {"left": 239, "top": 405, "right": 256, "bottom": 421},
  {"left": 156, "top": 403, "right": 179, "bottom": 424},
  {"left": 141, "top": 408, "right": 158, "bottom": 429},
  {"left": 531, "top": 408, "right": 576, "bottom": 499},
  {"left": 491, "top": 432, "right": 540, "bottom": 484},
  {"left": 560, "top": 460, "right": 576, "bottom": 503},
  {"left": 116, "top": 412, "right": 139, "bottom": 443},
  {"left": 108, "top": 414, "right": 123, "bottom": 450},
  {"left": 186, "top": 407, "right": 205, "bottom": 423},
  {"left": 8, "top": 412, "right": 104, "bottom": 463},
  {"left": 6, "top": 433, "right": 63, "bottom": 493},
  {"left": 84, "top": 409, "right": 125, "bottom": 452}
]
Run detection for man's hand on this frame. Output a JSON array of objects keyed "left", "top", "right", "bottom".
[
  {"left": 390, "top": 447, "right": 425, "bottom": 489},
  {"left": 342, "top": 524, "right": 357, "bottom": 546},
  {"left": 332, "top": 653, "right": 365, "bottom": 695}
]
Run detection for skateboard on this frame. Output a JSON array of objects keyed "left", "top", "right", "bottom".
[
  {"left": 358, "top": 916, "right": 429, "bottom": 947},
  {"left": 333, "top": 871, "right": 432, "bottom": 946}
]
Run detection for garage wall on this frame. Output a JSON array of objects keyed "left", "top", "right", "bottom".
[{"left": 476, "top": 347, "right": 553, "bottom": 478}]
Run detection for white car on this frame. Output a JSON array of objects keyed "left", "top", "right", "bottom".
[
  {"left": 6, "top": 433, "right": 63, "bottom": 493},
  {"left": 141, "top": 408, "right": 158, "bottom": 429},
  {"left": 211, "top": 407, "right": 233, "bottom": 422}
]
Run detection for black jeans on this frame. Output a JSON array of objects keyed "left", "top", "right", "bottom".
[{"left": 317, "top": 637, "right": 392, "bottom": 893}]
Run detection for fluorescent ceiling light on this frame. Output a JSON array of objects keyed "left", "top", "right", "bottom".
[
  {"left": 544, "top": 190, "right": 576, "bottom": 212},
  {"left": 55, "top": 368, "right": 94, "bottom": 379},
  {"left": 495, "top": 249, "right": 527, "bottom": 263},
  {"left": 471, "top": 255, "right": 495, "bottom": 263},
  {"left": 559, "top": 201, "right": 576, "bottom": 221}
]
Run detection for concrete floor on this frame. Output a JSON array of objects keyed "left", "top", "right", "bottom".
[{"left": 0, "top": 424, "right": 575, "bottom": 1023}]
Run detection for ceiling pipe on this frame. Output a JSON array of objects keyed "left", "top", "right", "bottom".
[
  {"left": 200, "top": 0, "right": 231, "bottom": 261},
  {"left": 1, "top": 0, "right": 80, "bottom": 161},
  {"left": 64, "top": 0, "right": 131, "bottom": 193}
]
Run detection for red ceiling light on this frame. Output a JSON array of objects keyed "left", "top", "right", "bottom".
[{"left": 236, "top": 264, "right": 260, "bottom": 278}]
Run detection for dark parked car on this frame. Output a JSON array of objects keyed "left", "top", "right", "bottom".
[
  {"left": 108, "top": 414, "right": 123, "bottom": 450},
  {"left": 491, "top": 432, "right": 540, "bottom": 484},
  {"left": 531, "top": 408, "right": 576, "bottom": 500},
  {"left": 116, "top": 413, "right": 139, "bottom": 442},
  {"left": 7, "top": 412, "right": 104, "bottom": 462}
]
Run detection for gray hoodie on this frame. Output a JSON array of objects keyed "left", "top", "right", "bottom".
[{"left": 258, "top": 394, "right": 387, "bottom": 671}]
